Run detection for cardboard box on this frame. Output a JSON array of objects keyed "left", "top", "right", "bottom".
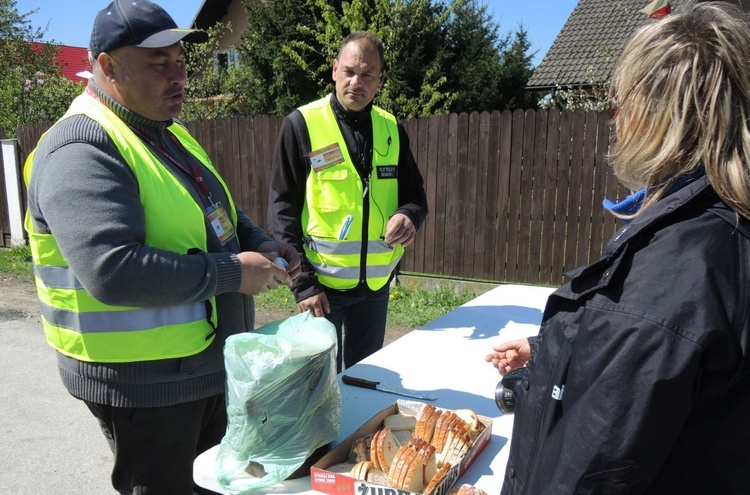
[{"left": 310, "top": 401, "right": 492, "bottom": 495}]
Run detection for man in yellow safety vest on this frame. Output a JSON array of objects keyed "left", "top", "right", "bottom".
[
  {"left": 23, "top": 1, "right": 300, "bottom": 493},
  {"left": 267, "top": 31, "right": 428, "bottom": 372}
]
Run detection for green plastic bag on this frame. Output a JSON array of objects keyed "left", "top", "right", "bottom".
[{"left": 216, "top": 311, "right": 341, "bottom": 493}]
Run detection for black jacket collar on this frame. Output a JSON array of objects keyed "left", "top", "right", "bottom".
[{"left": 330, "top": 91, "right": 373, "bottom": 127}]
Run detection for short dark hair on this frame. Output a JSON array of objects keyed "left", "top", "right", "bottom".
[{"left": 338, "top": 31, "right": 386, "bottom": 71}]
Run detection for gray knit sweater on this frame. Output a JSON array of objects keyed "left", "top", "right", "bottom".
[{"left": 26, "top": 83, "right": 270, "bottom": 407}]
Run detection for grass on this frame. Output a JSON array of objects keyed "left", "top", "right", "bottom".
[
  {"left": 386, "top": 284, "right": 476, "bottom": 328},
  {"left": 254, "top": 282, "right": 476, "bottom": 329},
  {"left": 0, "top": 247, "right": 476, "bottom": 328},
  {"left": 0, "top": 246, "right": 34, "bottom": 280}
]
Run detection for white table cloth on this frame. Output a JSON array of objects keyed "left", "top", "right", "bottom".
[{"left": 194, "top": 283, "right": 556, "bottom": 494}]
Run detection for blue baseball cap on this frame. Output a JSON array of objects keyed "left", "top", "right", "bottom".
[{"left": 89, "top": 0, "right": 208, "bottom": 58}]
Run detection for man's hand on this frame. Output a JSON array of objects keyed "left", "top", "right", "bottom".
[
  {"left": 256, "top": 240, "right": 302, "bottom": 279},
  {"left": 384, "top": 213, "right": 417, "bottom": 247},
  {"left": 297, "top": 292, "right": 330, "bottom": 317},
  {"left": 236, "top": 251, "right": 292, "bottom": 295},
  {"left": 485, "top": 338, "right": 532, "bottom": 376}
]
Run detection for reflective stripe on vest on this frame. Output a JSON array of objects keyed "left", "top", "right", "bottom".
[
  {"left": 23, "top": 91, "right": 235, "bottom": 363},
  {"left": 298, "top": 95, "right": 404, "bottom": 291}
]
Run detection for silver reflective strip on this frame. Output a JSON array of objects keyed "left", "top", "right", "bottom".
[
  {"left": 367, "top": 258, "right": 401, "bottom": 278},
  {"left": 39, "top": 300, "right": 207, "bottom": 333},
  {"left": 34, "top": 264, "right": 84, "bottom": 289},
  {"left": 310, "top": 259, "right": 400, "bottom": 280},
  {"left": 367, "top": 240, "right": 397, "bottom": 254},
  {"left": 309, "top": 264, "right": 360, "bottom": 279},
  {"left": 306, "top": 238, "right": 393, "bottom": 255},
  {"left": 306, "top": 238, "right": 361, "bottom": 255}
]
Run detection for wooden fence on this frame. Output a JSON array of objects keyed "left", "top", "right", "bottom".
[{"left": 6, "top": 108, "right": 626, "bottom": 286}]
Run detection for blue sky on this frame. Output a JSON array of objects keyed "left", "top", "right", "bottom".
[{"left": 17, "top": 0, "right": 578, "bottom": 67}]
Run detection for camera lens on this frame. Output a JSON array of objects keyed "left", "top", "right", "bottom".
[
  {"left": 494, "top": 368, "right": 527, "bottom": 414},
  {"left": 495, "top": 382, "right": 516, "bottom": 414}
]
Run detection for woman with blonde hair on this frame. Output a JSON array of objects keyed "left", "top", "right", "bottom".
[{"left": 494, "top": 2, "right": 750, "bottom": 493}]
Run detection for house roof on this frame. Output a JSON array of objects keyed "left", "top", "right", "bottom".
[
  {"left": 527, "top": 0, "right": 691, "bottom": 91},
  {"left": 55, "top": 45, "right": 90, "bottom": 81},
  {"left": 192, "top": 0, "right": 233, "bottom": 30},
  {"left": 30, "top": 42, "right": 90, "bottom": 82}
]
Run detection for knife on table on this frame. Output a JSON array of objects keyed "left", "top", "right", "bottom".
[{"left": 342, "top": 375, "right": 437, "bottom": 401}]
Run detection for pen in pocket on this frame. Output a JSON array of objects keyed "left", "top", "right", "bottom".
[{"left": 338, "top": 215, "right": 354, "bottom": 240}]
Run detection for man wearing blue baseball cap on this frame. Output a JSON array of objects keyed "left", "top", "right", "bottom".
[{"left": 23, "top": 1, "right": 301, "bottom": 493}]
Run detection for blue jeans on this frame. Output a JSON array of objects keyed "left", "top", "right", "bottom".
[{"left": 324, "top": 285, "right": 390, "bottom": 372}]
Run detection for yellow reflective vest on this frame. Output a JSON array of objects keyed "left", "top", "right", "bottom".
[
  {"left": 299, "top": 95, "right": 404, "bottom": 291},
  {"left": 23, "top": 91, "right": 235, "bottom": 363}
]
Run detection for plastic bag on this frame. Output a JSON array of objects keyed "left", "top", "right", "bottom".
[{"left": 216, "top": 311, "right": 341, "bottom": 493}]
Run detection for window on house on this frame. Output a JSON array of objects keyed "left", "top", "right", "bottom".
[{"left": 213, "top": 49, "right": 239, "bottom": 70}]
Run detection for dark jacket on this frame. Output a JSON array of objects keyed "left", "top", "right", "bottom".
[
  {"left": 502, "top": 175, "right": 750, "bottom": 495},
  {"left": 267, "top": 92, "right": 428, "bottom": 302}
]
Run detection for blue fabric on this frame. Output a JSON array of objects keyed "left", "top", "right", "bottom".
[
  {"left": 603, "top": 171, "right": 705, "bottom": 223},
  {"left": 603, "top": 189, "right": 647, "bottom": 220}
]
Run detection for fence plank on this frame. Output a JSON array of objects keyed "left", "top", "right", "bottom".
[
  {"left": 417, "top": 116, "right": 439, "bottom": 275},
  {"left": 563, "top": 111, "right": 586, "bottom": 272},
  {"left": 528, "top": 109, "right": 549, "bottom": 285},
  {"left": 550, "top": 110, "right": 572, "bottom": 284},
  {"left": 578, "top": 111, "right": 598, "bottom": 267},
  {"left": 589, "top": 111, "right": 613, "bottom": 261},
  {"left": 492, "top": 110, "right": 513, "bottom": 282},
  {"left": 540, "top": 109, "right": 560, "bottom": 285},
  {"left": 410, "top": 117, "right": 430, "bottom": 274},
  {"left": 442, "top": 114, "right": 460, "bottom": 277},
  {"left": 236, "top": 116, "right": 253, "bottom": 226},
  {"left": 462, "top": 112, "right": 480, "bottom": 278},
  {"left": 476, "top": 111, "right": 494, "bottom": 279},
  {"left": 505, "top": 109, "right": 525, "bottom": 282},
  {"left": 517, "top": 109, "right": 536, "bottom": 283}
]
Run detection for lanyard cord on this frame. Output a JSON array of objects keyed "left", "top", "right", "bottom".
[{"left": 128, "top": 125, "right": 214, "bottom": 204}]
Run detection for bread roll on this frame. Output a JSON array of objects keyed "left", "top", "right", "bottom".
[{"left": 450, "top": 484, "right": 488, "bottom": 495}]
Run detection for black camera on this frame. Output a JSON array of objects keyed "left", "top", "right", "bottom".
[{"left": 495, "top": 368, "right": 527, "bottom": 414}]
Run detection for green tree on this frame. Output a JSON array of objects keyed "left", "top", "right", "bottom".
[
  {"left": 441, "top": 0, "right": 501, "bottom": 112},
  {"left": 441, "top": 0, "right": 537, "bottom": 112},
  {"left": 306, "top": 0, "right": 456, "bottom": 118},
  {"left": 184, "top": 0, "right": 535, "bottom": 119},
  {"left": 0, "top": 0, "right": 82, "bottom": 137},
  {"left": 497, "top": 26, "right": 537, "bottom": 110},
  {"left": 235, "top": 0, "right": 327, "bottom": 115}
]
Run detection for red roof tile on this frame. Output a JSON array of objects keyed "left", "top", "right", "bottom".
[{"left": 29, "top": 42, "right": 90, "bottom": 82}]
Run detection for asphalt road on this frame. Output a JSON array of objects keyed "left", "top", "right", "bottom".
[{"left": 1, "top": 312, "right": 114, "bottom": 494}]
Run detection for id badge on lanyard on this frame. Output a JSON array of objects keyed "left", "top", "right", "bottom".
[
  {"left": 122, "top": 121, "right": 237, "bottom": 246},
  {"left": 206, "top": 201, "right": 236, "bottom": 245}
]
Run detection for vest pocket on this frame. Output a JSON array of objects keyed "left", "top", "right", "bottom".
[{"left": 310, "top": 167, "right": 358, "bottom": 212}]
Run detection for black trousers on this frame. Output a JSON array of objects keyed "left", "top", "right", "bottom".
[
  {"left": 325, "top": 285, "right": 390, "bottom": 372},
  {"left": 85, "top": 395, "right": 226, "bottom": 495}
]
